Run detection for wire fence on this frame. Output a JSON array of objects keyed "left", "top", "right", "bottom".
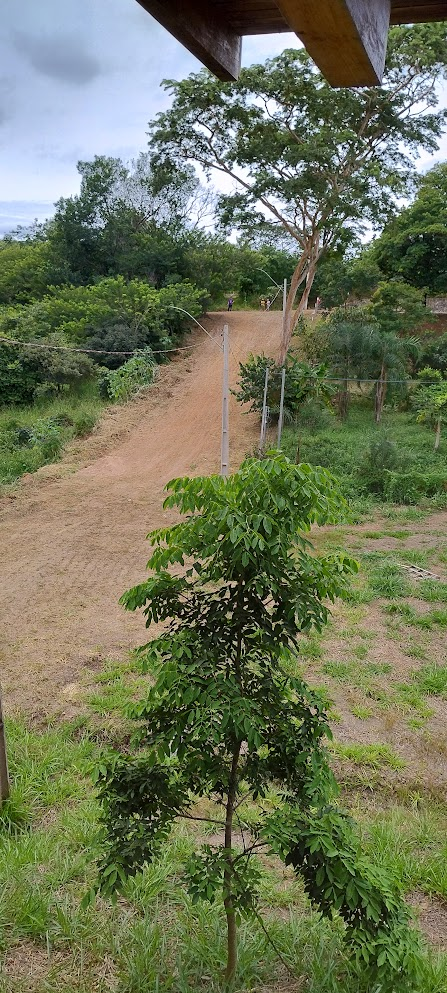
[
  {"left": 0, "top": 334, "right": 221, "bottom": 357},
  {"left": 0, "top": 334, "right": 443, "bottom": 385}
]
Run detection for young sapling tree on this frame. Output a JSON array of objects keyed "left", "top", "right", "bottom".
[{"left": 90, "top": 455, "right": 423, "bottom": 990}]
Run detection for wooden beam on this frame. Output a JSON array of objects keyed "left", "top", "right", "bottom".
[
  {"left": 390, "top": 1, "right": 447, "bottom": 23},
  {"left": 274, "top": 0, "right": 391, "bottom": 86},
  {"left": 136, "top": 0, "right": 242, "bottom": 81}
]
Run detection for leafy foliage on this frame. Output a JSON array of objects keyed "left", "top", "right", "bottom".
[
  {"left": 0, "top": 339, "right": 95, "bottom": 405},
  {"left": 99, "top": 349, "right": 156, "bottom": 403},
  {"left": 267, "top": 806, "right": 422, "bottom": 992},
  {"left": 418, "top": 334, "right": 447, "bottom": 377},
  {"left": 412, "top": 377, "right": 447, "bottom": 450},
  {"left": 233, "top": 353, "right": 334, "bottom": 422},
  {"left": 372, "top": 163, "right": 447, "bottom": 292},
  {"left": 0, "top": 276, "right": 205, "bottom": 355},
  {"left": 90, "top": 454, "right": 421, "bottom": 987}
]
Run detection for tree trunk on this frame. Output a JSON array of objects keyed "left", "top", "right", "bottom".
[
  {"left": 435, "top": 416, "right": 441, "bottom": 451},
  {"left": 374, "top": 363, "right": 387, "bottom": 424},
  {"left": 278, "top": 235, "right": 321, "bottom": 365},
  {"left": 338, "top": 366, "right": 349, "bottom": 420},
  {"left": 224, "top": 743, "right": 241, "bottom": 988}
]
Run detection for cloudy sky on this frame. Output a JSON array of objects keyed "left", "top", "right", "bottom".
[{"left": 1, "top": 0, "right": 447, "bottom": 236}]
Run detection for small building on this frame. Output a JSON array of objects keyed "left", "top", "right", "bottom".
[{"left": 136, "top": 0, "right": 447, "bottom": 87}]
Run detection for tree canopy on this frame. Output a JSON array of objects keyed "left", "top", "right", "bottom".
[
  {"left": 149, "top": 24, "right": 447, "bottom": 361},
  {"left": 372, "top": 162, "right": 447, "bottom": 292}
]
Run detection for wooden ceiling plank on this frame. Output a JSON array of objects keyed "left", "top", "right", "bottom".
[
  {"left": 274, "top": 0, "right": 391, "bottom": 86},
  {"left": 136, "top": 0, "right": 242, "bottom": 80},
  {"left": 390, "top": 1, "right": 447, "bottom": 22}
]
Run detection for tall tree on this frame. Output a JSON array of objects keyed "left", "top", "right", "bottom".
[
  {"left": 372, "top": 162, "right": 447, "bottom": 292},
  {"left": 50, "top": 154, "right": 214, "bottom": 285},
  {"left": 149, "top": 24, "right": 447, "bottom": 362}
]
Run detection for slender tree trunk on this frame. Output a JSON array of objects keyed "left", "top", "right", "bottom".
[
  {"left": 435, "top": 416, "right": 441, "bottom": 451},
  {"left": 279, "top": 255, "right": 309, "bottom": 365},
  {"left": 224, "top": 743, "right": 241, "bottom": 989},
  {"left": 375, "top": 363, "right": 387, "bottom": 424},
  {"left": 338, "top": 363, "right": 349, "bottom": 420}
]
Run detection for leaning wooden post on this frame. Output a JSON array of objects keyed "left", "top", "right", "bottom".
[{"left": 0, "top": 685, "right": 10, "bottom": 803}]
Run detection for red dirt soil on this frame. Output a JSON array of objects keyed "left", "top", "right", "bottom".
[{"left": 0, "top": 311, "right": 282, "bottom": 714}]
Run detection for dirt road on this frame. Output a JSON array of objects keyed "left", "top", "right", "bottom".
[{"left": 0, "top": 311, "right": 282, "bottom": 713}]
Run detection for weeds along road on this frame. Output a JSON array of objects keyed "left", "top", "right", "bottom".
[{"left": 0, "top": 311, "right": 282, "bottom": 714}]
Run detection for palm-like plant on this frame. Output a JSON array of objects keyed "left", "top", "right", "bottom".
[
  {"left": 324, "top": 309, "right": 378, "bottom": 419},
  {"left": 370, "top": 333, "right": 420, "bottom": 424}
]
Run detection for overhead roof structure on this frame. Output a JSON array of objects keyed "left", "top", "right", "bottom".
[{"left": 136, "top": 0, "right": 447, "bottom": 86}]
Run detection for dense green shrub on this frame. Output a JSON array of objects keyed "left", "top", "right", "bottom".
[
  {"left": 233, "top": 352, "right": 334, "bottom": 422},
  {"left": 0, "top": 340, "right": 95, "bottom": 405},
  {"left": 358, "top": 435, "right": 402, "bottom": 495},
  {"left": 99, "top": 349, "right": 156, "bottom": 402},
  {"left": 384, "top": 470, "right": 447, "bottom": 504},
  {"left": 418, "top": 334, "right": 447, "bottom": 376}
]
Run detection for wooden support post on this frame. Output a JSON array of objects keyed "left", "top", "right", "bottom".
[
  {"left": 277, "top": 367, "right": 286, "bottom": 449},
  {"left": 221, "top": 324, "right": 230, "bottom": 477},
  {"left": 259, "top": 365, "right": 270, "bottom": 457},
  {"left": 0, "top": 685, "right": 10, "bottom": 804},
  {"left": 136, "top": 0, "right": 242, "bottom": 81},
  {"left": 275, "top": 0, "right": 391, "bottom": 86}
]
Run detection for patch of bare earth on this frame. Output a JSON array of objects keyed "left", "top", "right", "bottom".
[
  {"left": 1, "top": 941, "right": 118, "bottom": 992},
  {"left": 408, "top": 892, "right": 447, "bottom": 952},
  {"left": 0, "top": 312, "right": 282, "bottom": 716}
]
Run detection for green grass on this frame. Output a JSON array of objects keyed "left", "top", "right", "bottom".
[
  {"left": 282, "top": 399, "right": 445, "bottom": 509},
  {"left": 367, "top": 562, "right": 412, "bottom": 599},
  {"left": 413, "top": 664, "right": 447, "bottom": 698},
  {"left": 350, "top": 705, "right": 373, "bottom": 720},
  {"left": 363, "top": 806, "right": 447, "bottom": 901},
  {"left": 0, "top": 384, "right": 104, "bottom": 485},
  {"left": 333, "top": 742, "right": 405, "bottom": 770},
  {"left": 417, "top": 580, "right": 447, "bottom": 603},
  {"left": 384, "top": 603, "right": 447, "bottom": 631},
  {"left": 1, "top": 699, "right": 447, "bottom": 991}
]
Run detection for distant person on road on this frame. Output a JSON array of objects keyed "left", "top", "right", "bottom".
[
  {"left": 260, "top": 297, "right": 266, "bottom": 310},
  {"left": 315, "top": 296, "right": 321, "bottom": 311},
  {"left": 266, "top": 298, "right": 271, "bottom": 311},
  {"left": 227, "top": 296, "right": 234, "bottom": 311}
]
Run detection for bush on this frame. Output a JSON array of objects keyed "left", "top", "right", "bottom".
[
  {"left": 72, "top": 411, "right": 98, "bottom": 437},
  {"left": 85, "top": 321, "right": 146, "bottom": 370},
  {"left": 358, "top": 435, "right": 402, "bottom": 495},
  {"left": 233, "top": 352, "right": 334, "bottom": 422},
  {"left": 418, "top": 334, "right": 447, "bottom": 376},
  {"left": 384, "top": 470, "right": 447, "bottom": 504},
  {"left": 99, "top": 349, "right": 157, "bottom": 403}
]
